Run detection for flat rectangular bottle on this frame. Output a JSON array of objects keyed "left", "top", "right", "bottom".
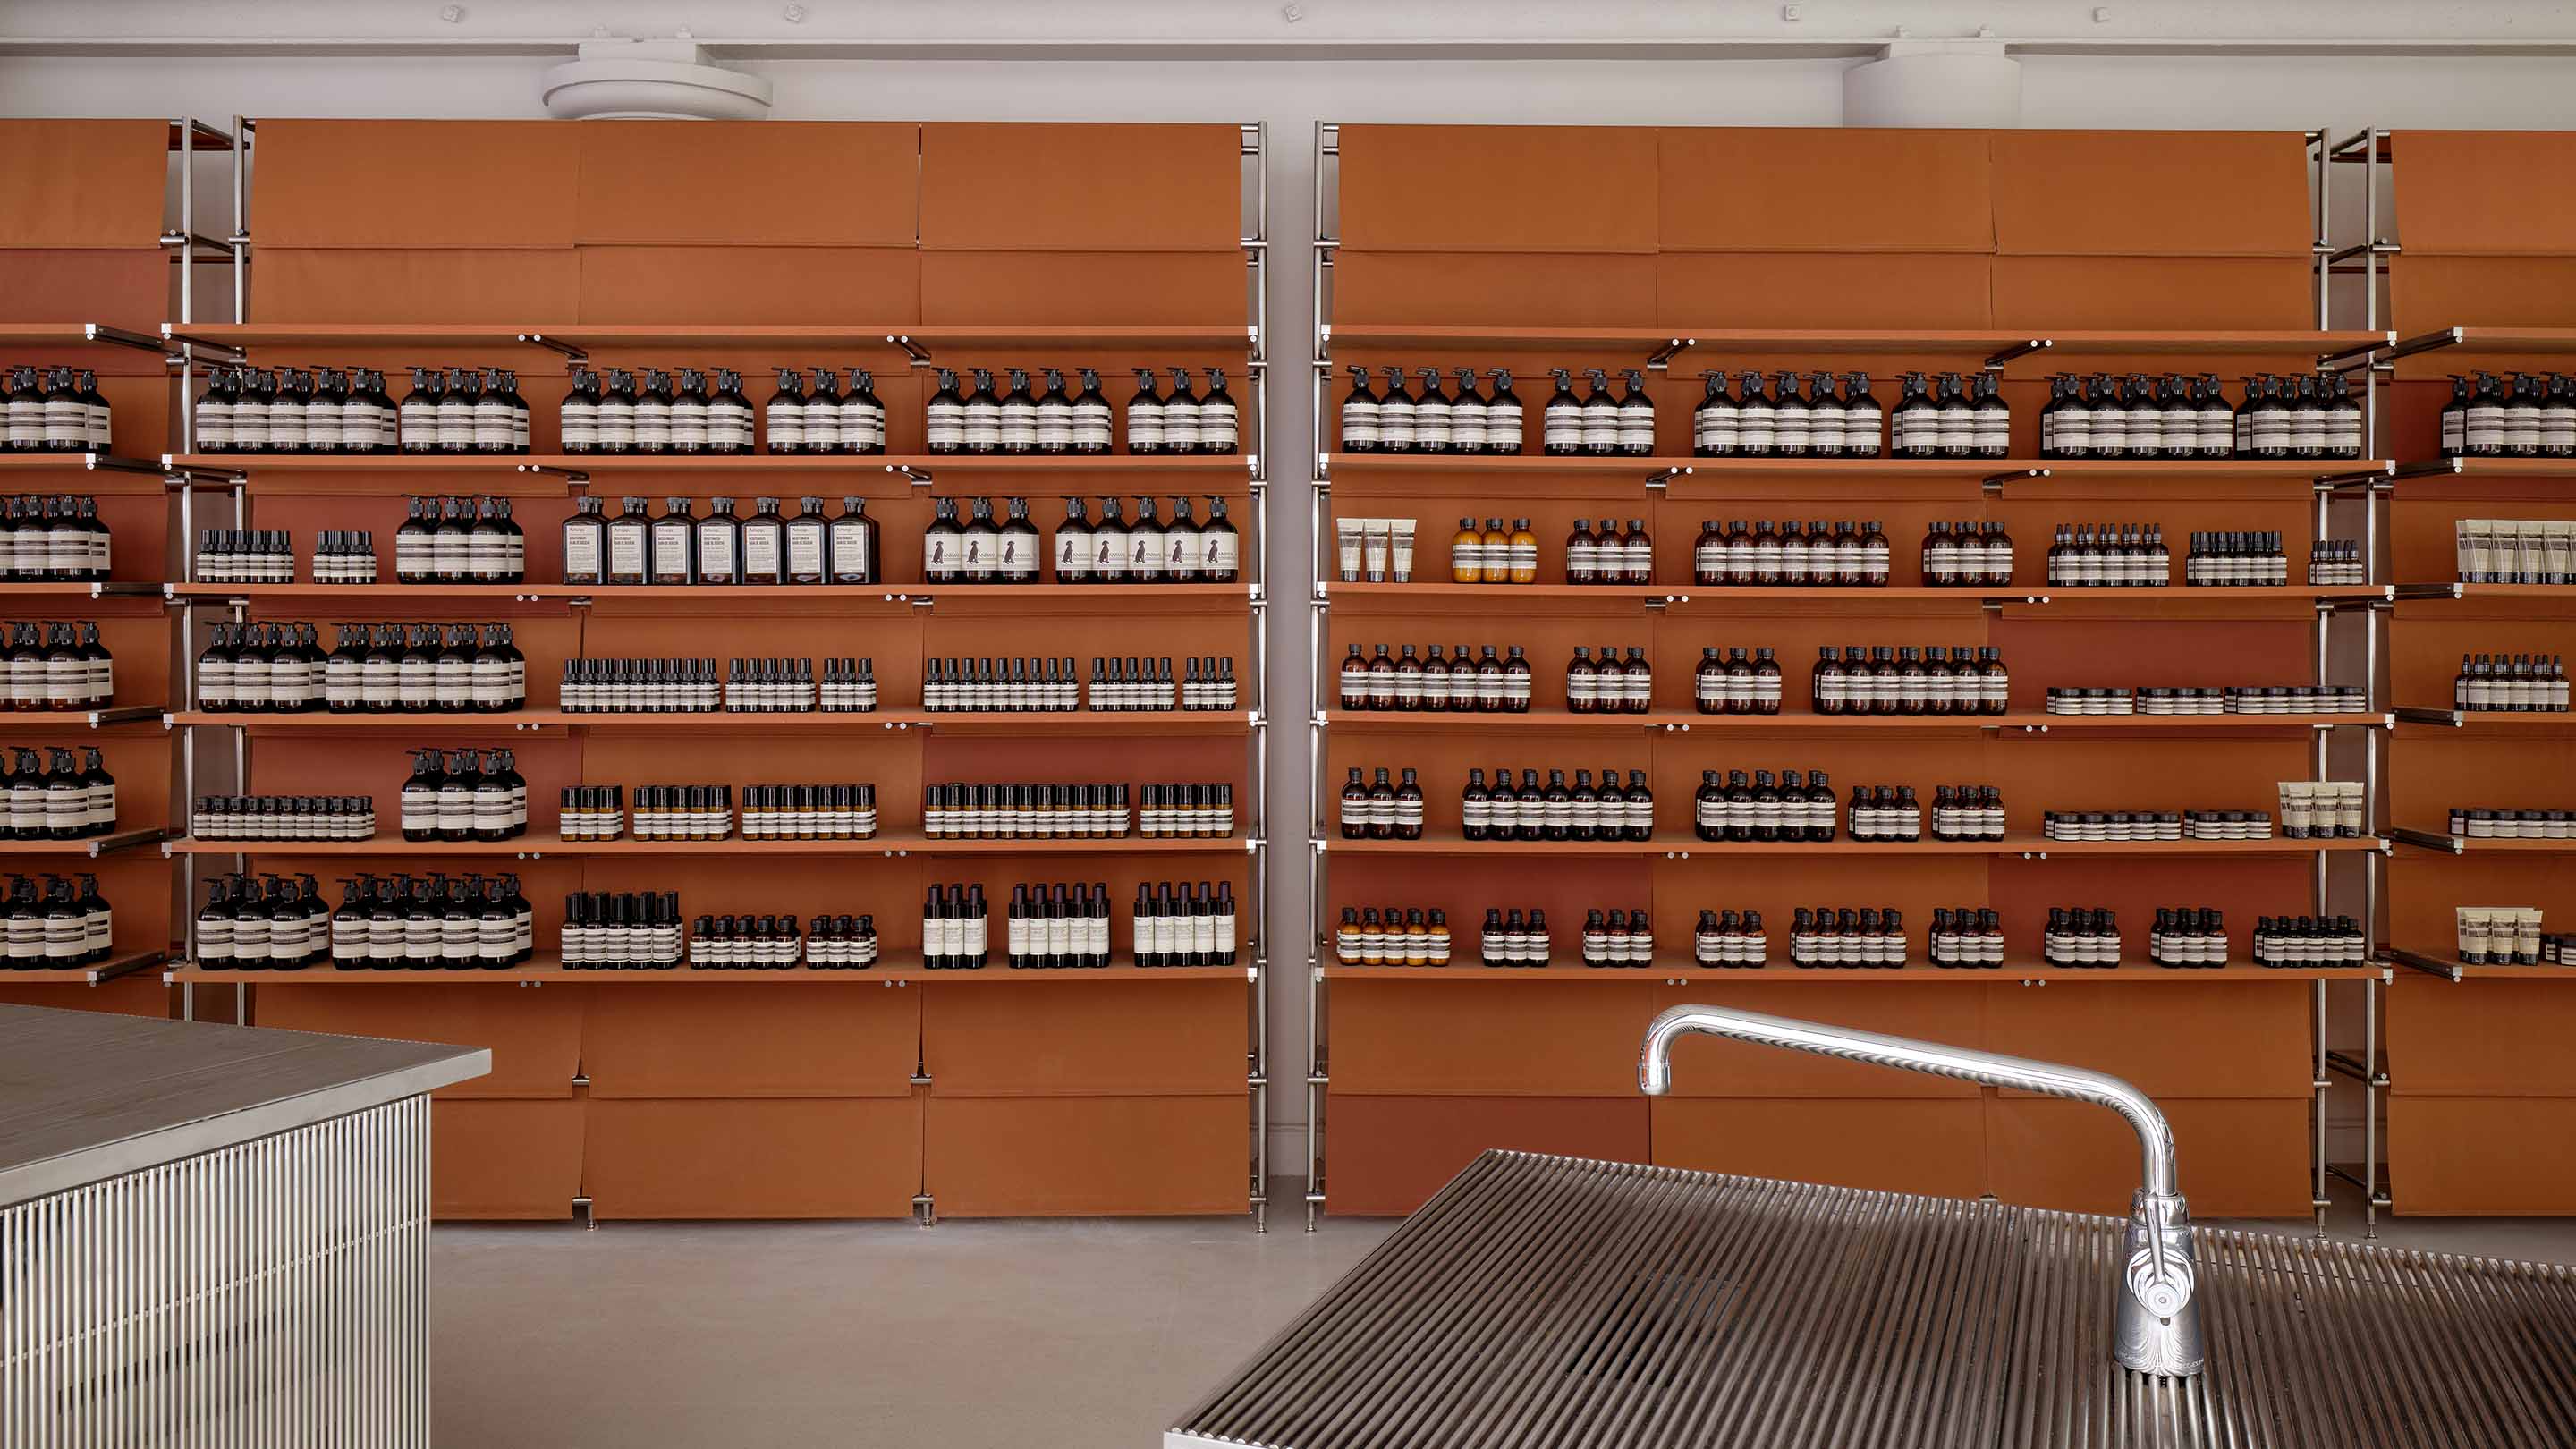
[
  {"left": 827, "top": 496, "right": 877, "bottom": 585},
  {"left": 560, "top": 496, "right": 606, "bottom": 587},
  {"left": 740, "top": 497, "right": 786, "bottom": 586},
  {"left": 603, "top": 496, "right": 650, "bottom": 587},
  {"left": 784, "top": 495, "right": 829, "bottom": 585}
]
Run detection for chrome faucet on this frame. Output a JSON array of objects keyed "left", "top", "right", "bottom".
[{"left": 1639, "top": 1003, "right": 2205, "bottom": 1377}]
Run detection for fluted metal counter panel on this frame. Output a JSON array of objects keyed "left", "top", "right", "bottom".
[
  {"left": 1168, "top": 1151, "right": 2576, "bottom": 1449},
  {"left": 2, "top": 1096, "right": 430, "bottom": 1448}
]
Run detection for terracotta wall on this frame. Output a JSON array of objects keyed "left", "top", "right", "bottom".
[
  {"left": 1323, "top": 124, "right": 2330, "bottom": 1220},
  {"left": 0, "top": 121, "right": 181, "bottom": 1019},
  {"left": 216, "top": 120, "right": 1253, "bottom": 1220},
  {"left": 2380, "top": 131, "right": 2576, "bottom": 1216}
]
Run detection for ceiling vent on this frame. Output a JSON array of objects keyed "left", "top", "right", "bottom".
[{"left": 541, "top": 40, "right": 772, "bottom": 121}]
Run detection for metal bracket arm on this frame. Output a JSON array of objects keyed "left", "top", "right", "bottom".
[{"left": 1639, "top": 1002, "right": 2204, "bottom": 1377}]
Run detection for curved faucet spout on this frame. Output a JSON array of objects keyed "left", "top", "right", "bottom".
[{"left": 1639, "top": 1002, "right": 2203, "bottom": 1377}]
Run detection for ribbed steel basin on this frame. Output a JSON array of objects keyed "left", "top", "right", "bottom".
[{"left": 1169, "top": 1151, "right": 2576, "bottom": 1449}]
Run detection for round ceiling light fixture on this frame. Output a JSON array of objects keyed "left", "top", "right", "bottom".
[{"left": 541, "top": 40, "right": 773, "bottom": 122}]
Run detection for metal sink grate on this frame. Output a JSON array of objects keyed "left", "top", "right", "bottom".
[{"left": 1168, "top": 1151, "right": 2576, "bottom": 1449}]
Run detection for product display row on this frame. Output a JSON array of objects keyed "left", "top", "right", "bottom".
[
  {"left": 195, "top": 623, "right": 522, "bottom": 714},
  {"left": 2451, "top": 654, "right": 2572, "bottom": 712},
  {"left": 2041, "top": 683, "right": 2369, "bottom": 716},
  {"left": 1, "top": 496, "right": 113, "bottom": 581},
  {"left": 2439, "top": 372, "right": 2576, "bottom": 458},
  {"left": 930, "top": 368, "right": 1238, "bottom": 456},
  {"left": 1, "top": 368, "right": 114, "bottom": 453},
  {"left": 0, "top": 873, "right": 116, "bottom": 967},
  {"left": 1, "top": 623, "right": 116, "bottom": 711},
  {"left": 0, "top": 748, "right": 117, "bottom": 839},
  {"left": 2454, "top": 519, "right": 2576, "bottom": 585}
]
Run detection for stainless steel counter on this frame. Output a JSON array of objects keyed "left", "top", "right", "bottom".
[
  {"left": 2, "top": 1004, "right": 487, "bottom": 1445},
  {"left": 1170, "top": 1150, "right": 2576, "bottom": 1449}
]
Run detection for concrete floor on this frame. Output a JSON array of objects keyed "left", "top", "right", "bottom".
[{"left": 431, "top": 1190, "right": 2576, "bottom": 1449}]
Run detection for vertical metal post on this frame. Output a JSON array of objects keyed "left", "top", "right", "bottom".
[
  {"left": 177, "top": 118, "right": 195, "bottom": 327},
  {"left": 2363, "top": 975, "right": 2382, "bottom": 1234},
  {"left": 1302, "top": 120, "right": 1338, "bottom": 1232},
  {"left": 2310, "top": 127, "right": 2330, "bottom": 329},
  {"left": 2363, "top": 129, "right": 2382, "bottom": 331},
  {"left": 233, "top": 117, "right": 251, "bottom": 321},
  {"left": 2312, "top": 977, "right": 2329, "bottom": 1233},
  {"left": 1241, "top": 118, "right": 1270, "bottom": 1232}
]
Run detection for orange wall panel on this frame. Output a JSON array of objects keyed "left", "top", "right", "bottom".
[
  {"left": 1658, "top": 128, "right": 1994, "bottom": 253},
  {"left": 1980, "top": 981, "right": 2311, "bottom": 1100},
  {"left": 2393, "top": 256, "right": 2576, "bottom": 335},
  {"left": 580, "top": 984, "right": 920, "bottom": 1099},
  {"left": 0, "top": 250, "right": 164, "bottom": 328},
  {"left": 923, "top": 979, "right": 1242, "bottom": 1097},
  {"left": 1335, "top": 251, "right": 1660, "bottom": 328},
  {"left": 1990, "top": 131, "right": 2309, "bottom": 257},
  {"left": 1650, "top": 1096, "right": 1988, "bottom": 1201},
  {"left": 432, "top": 1098, "right": 585, "bottom": 1221},
  {"left": 920, "top": 123, "right": 1238, "bottom": 252},
  {"left": 574, "top": 244, "right": 919, "bottom": 324},
  {"left": 926, "top": 1095, "right": 1243, "bottom": 1216},
  {"left": 0, "top": 120, "right": 168, "bottom": 250},
  {"left": 2388, "top": 976, "right": 2576, "bottom": 1098},
  {"left": 573, "top": 122, "right": 919, "bottom": 246},
  {"left": 1991, "top": 256, "right": 2317, "bottom": 330},
  {"left": 1326, "top": 1096, "right": 1648, "bottom": 1216},
  {"left": 255, "top": 120, "right": 581, "bottom": 248},
  {"left": 1658, "top": 252, "right": 1996, "bottom": 330},
  {"left": 252, "top": 248, "right": 580, "bottom": 323},
  {"left": 2391, "top": 1096, "right": 2576, "bottom": 1216},
  {"left": 920, "top": 251, "right": 1241, "bottom": 326},
  {"left": 1341, "top": 125, "right": 1657, "bottom": 254},
  {"left": 1987, "top": 1096, "right": 2309, "bottom": 1218},
  {"left": 1332, "top": 979, "right": 1656, "bottom": 1097},
  {"left": 2391, "top": 131, "right": 2576, "bottom": 256},
  {"left": 253, "top": 983, "right": 584, "bottom": 1100},
  {"left": 0, "top": 976, "right": 169, "bottom": 1018},
  {"left": 586, "top": 1097, "right": 922, "bottom": 1219}
]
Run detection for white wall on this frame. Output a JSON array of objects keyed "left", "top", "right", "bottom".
[{"left": 9, "top": 39, "right": 2576, "bottom": 1180}]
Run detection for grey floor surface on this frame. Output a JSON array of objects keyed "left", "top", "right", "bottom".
[{"left": 432, "top": 1191, "right": 2576, "bottom": 1449}]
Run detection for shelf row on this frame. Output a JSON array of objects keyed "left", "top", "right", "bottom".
[
  {"left": 133, "top": 831, "right": 2376, "bottom": 860},
  {"left": 161, "top": 955, "right": 1253, "bottom": 987},
  {"left": 166, "top": 833, "right": 1257, "bottom": 858},
  {"left": 1319, "top": 960, "right": 2386, "bottom": 985}
]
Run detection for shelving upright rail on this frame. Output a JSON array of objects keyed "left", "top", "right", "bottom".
[
  {"left": 153, "top": 120, "right": 1274, "bottom": 1226},
  {"left": 1301, "top": 122, "right": 2401, "bottom": 1232},
  {"left": 0, "top": 118, "right": 241, "bottom": 993},
  {"left": 2326, "top": 126, "right": 2576, "bottom": 1219}
]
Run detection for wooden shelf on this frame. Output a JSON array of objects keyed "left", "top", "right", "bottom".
[
  {"left": 0, "top": 951, "right": 165, "bottom": 986},
  {"left": 0, "top": 828, "right": 165, "bottom": 858},
  {"left": 165, "top": 322, "right": 1255, "bottom": 354},
  {"left": 0, "top": 453, "right": 163, "bottom": 475},
  {"left": 168, "top": 832, "right": 1251, "bottom": 857},
  {"left": 171, "top": 708, "right": 1258, "bottom": 733},
  {"left": 169, "top": 581, "right": 1256, "bottom": 606},
  {"left": 2390, "top": 827, "right": 2575, "bottom": 854},
  {"left": 1320, "top": 326, "right": 2385, "bottom": 360},
  {"left": 2386, "top": 949, "right": 2573, "bottom": 983},
  {"left": 0, "top": 708, "right": 166, "bottom": 732},
  {"left": 166, "top": 452, "right": 1253, "bottom": 476},
  {"left": 167, "top": 955, "right": 1250, "bottom": 986},
  {"left": 2391, "top": 327, "right": 2576, "bottom": 359},
  {"left": 2395, "top": 707, "right": 2576, "bottom": 731},
  {"left": 1326, "top": 582, "right": 2032, "bottom": 603},
  {"left": 1324, "top": 452, "right": 2377, "bottom": 481},
  {"left": 1318, "top": 708, "right": 2385, "bottom": 733},
  {"left": 1322, "top": 959, "right": 2375, "bottom": 984},
  {"left": 1325, "top": 582, "right": 2384, "bottom": 611},
  {"left": 1323, "top": 833, "right": 2381, "bottom": 857},
  {"left": 0, "top": 581, "right": 161, "bottom": 599},
  {"left": 2404, "top": 457, "right": 2576, "bottom": 479}
]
